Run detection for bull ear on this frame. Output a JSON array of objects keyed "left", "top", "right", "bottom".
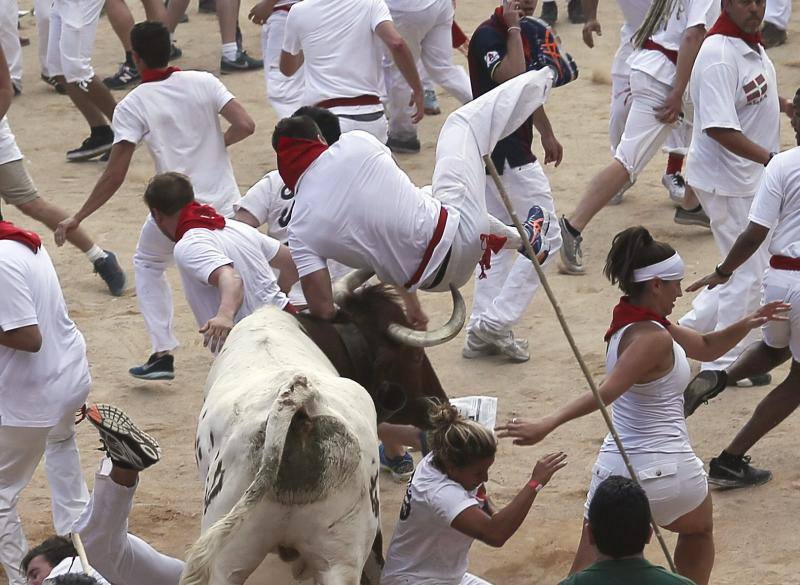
[
  {"left": 386, "top": 285, "right": 465, "bottom": 348},
  {"left": 332, "top": 269, "right": 375, "bottom": 306}
]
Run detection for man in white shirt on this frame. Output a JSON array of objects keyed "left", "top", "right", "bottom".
[
  {"left": 279, "top": 0, "right": 424, "bottom": 143},
  {"left": 145, "top": 172, "right": 297, "bottom": 353},
  {"left": 55, "top": 21, "right": 255, "bottom": 378},
  {"left": 685, "top": 87, "right": 800, "bottom": 489},
  {"left": 679, "top": 0, "right": 795, "bottom": 372},
  {"left": 0, "top": 223, "right": 90, "bottom": 585},
  {"left": 275, "top": 68, "right": 555, "bottom": 322},
  {"left": 557, "top": 0, "right": 719, "bottom": 275}
]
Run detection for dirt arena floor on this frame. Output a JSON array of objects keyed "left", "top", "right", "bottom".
[{"left": 6, "top": 0, "right": 800, "bottom": 582}]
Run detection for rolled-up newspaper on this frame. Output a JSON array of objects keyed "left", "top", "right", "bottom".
[{"left": 449, "top": 396, "right": 498, "bottom": 431}]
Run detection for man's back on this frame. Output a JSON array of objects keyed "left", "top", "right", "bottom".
[{"left": 559, "top": 558, "right": 696, "bottom": 585}]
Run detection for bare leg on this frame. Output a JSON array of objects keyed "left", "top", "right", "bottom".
[
  {"left": 727, "top": 341, "right": 791, "bottom": 384},
  {"left": 569, "top": 521, "right": 597, "bottom": 575},
  {"left": 681, "top": 184, "right": 700, "bottom": 211},
  {"left": 664, "top": 494, "right": 714, "bottom": 585},
  {"left": 105, "top": 0, "right": 135, "bottom": 52},
  {"left": 568, "top": 160, "right": 629, "bottom": 232},
  {"left": 85, "top": 77, "right": 117, "bottom": 121},
  {"left": 726, "top": 360, "right": 800, "bottom": 456},
  {"left": 217, "top": 0, "right": 240, "bottom": 44},
  {"left": 165, "top": 0, "right": 191, "bottom": 32},
  {"left": 17, "top": 197, "right": 95, "bottom": 253},
  {"left": 109, "top": 465, "right": 138, "bottom": 488},
  {"left": 140, "top": 0, "right": 168, "bottom": 21},
  {"left": 59, "top": 75, "right": 107, "bottom": 127}
]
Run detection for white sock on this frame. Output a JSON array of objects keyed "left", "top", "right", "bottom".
[
  {"left": 221, "top": 42, "right": 238, "bottom": 61},
  {"left": 86, "top": 245, "right": 107, "bottom": 263}
]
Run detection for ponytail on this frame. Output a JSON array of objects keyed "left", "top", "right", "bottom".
[
  {"left": 603, "top": 227, "right": 675, "bottom": 297},
  {"left": 427, "top": 401, "right": 497, "bottom": 471}
]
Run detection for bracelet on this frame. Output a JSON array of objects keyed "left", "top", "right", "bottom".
[
  {"left": 507, "top": 26, "right": 521, "bottom": 32},
  {"left": 715, "top": 263, "right": 733, "bottom": 278},
  {"left": 527, "top": 479, "right": 543, "bottom": 493},
  {"left": 766, "top": 152, "right": 777, "bottom": 166}
]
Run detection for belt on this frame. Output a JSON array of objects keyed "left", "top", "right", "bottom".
[
  {"left": 770, "top": 255, "right": 800, "bottom": 271},
  {"left": 404, "top": 206, "right": 449, "bottom": 289},
  {"left": 336, "top": 110, "right": 385, "bottom": 122},
  {"left": 643, "top": 39, "right": 678, "bottom": 65},
  {"left": 315, "top": 94, "right": 381, "bottom": 109}
]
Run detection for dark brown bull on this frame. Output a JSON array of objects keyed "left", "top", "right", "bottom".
[{"left": 295, "top": 269, "right": 463, "bottom": 428}]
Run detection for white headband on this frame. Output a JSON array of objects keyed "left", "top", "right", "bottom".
[{"left": 632, "top": 252, "right": 685, "bottom": 283}]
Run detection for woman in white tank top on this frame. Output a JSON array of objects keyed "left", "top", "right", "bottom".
[{"left": 496, "top": 227, "right": 788, "bottom": 585}]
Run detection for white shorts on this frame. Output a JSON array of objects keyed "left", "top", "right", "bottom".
[
  {"left": 46, "top": 0, "right": 104, "bottom": 84},
  {"left": 761, "top": 267, "right": 800, "bottom": 361},
  {"left": 584, "top": 451, "right": 708, "bottom": 527}
]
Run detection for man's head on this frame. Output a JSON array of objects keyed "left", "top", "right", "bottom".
[
  {"left": 519, "top": 0, "right": 537, "bottom": 18},
  {"left": 722, "top": 0, "right": 766, "bottom": 35},
  {"left": 792, "top": 87, "right": 800, "bottom": 145},
  {"left": 22, "top": 536, "right": 77, "bottom": 585},
  {"left": 293, "top": 107, "right": 342, "bottom": 145},
  {"left": 272, "top": 116, "right": 326, "bottom": 151},
  {"left": 144, "top": 172, "right": 195, "bottom": 240},
  {"left": 130, "top": 21, "right": 171, "bottom": 70},
  {"left": 588, "top": 476, "right": 652, "bottom": 559}
]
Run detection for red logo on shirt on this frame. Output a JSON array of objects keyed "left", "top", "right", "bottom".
[{"left": 743, "top": 74, "right": 767, "bottom": 105}]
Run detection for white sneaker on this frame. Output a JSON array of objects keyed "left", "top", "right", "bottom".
[
  {"left": 662, "top": 172, "right": 686, "bottom": 206},
  {"left": 462, "top": 329, "right": 499, "bottom": 359},
  {"left": 472, "top": 326, "right": 530, "bottom": 363}
]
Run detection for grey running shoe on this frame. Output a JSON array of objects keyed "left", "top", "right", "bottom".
[
  {"left": 708, "top": 454, "right": 772, "bottom": 489},
  {"left": 662, "top": 172, "right": 686, "bottom": 205},
  {"left": 462, "top": 329, "right": 499, "bottom": 359},
  {"left": 387, "top": 136, "right": 421, "bottom": 154},
  {"left": 472, "top": 325, "right": 530, "bottom": 363},
  {"left": 674, "top": 205, "right": 710, "bottom": 228},
  {"left": 87, "top": 404, "right": 161, "bottom": 471},
  {"left": 423, "top": 89, "right": 441, "bottom": 115},
  {"left": 558, "top": 216, "right": 584, "bottom": 275},
  {"left": 93, "top": 250, "right": 126, "bottom": 296},
  {"left": 221, "top": 50, "right": 263, "bottom": 73},
  {"left": 683, "top": 370, "right": 727, "bottom": 417}
]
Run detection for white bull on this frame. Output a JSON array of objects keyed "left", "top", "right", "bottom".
[{"left": 179, "top": 306, "right": 381, "bottom": 585}]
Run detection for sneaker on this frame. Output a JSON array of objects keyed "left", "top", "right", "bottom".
[
  {"left": 221, "top": 50, "right": 263, "bottom": 73},
  {"left": 557, "top": 216, "right": 584, "bottom": 275},
  {"left": 87, "top": 404, "right": 161, "bottom": 471},
  {"left": 169, "top": 43, "right": 183, "bottom": 61},
  {"left": 683, "top": 370, "right": 727, "bottom": 417},
  {"left": 423, "top": 89, "right": 441, "bottom": 115},
  {"left": 708, "top": 454, "right": 772, "bottom": 489},
  {"left": 93, "top": 250, "right": 126, "bottom": 296},
  {"left": 41, "top": 73, "right": 66, "bottom": 94},
  {"left": 103, "top": 62, "right": 140, "bottom": 90},
  {"left": 519, "top": 205, "right": 550, "bottom": 263},
  {"left": 66, "top": 133, "right": 113, "bottom": 162},
  {"left": 12, "top": 80, "right": 21, "bottom": 96},
  {"left": 761, "top": 21, "right": 787, "bottom": 48},
  {"left": 129, "top": 353, "right": 175, "bottom": 380},
  {"left": 540, "top": 1, "right": 557, "bottom": 25},
  {"left": 662, "top": 172, "right": 686, "bottom": 205},
  {"left": 387, "top": 135, "right": 421, "bottom": 154},
  {"left": 674, "top": 205, "right": 710, "bottom": 228},
  {"left": 472, "top": 325, "right": 530, "bottom": 362},
  {"left": 462, "top": 329, "right": 499, "bottom": 359},
  {"left": 379, "top": 444, "right": 414, "bottom": 482},
  {"left": 608, "top": 180, "right": 633, "bottom": 206},
  {"left": 733, "top": 373, "right": 772, "bottom": 388},
  {"left": 567, "top": 0, "right": 586, "bottom": 23}
]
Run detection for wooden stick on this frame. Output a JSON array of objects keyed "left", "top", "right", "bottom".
[
  {"left": 71, "top": 532, "right": 94, "bottom": 575},
  {"left": 482, "top": 154, "right": 677, "bottom": 573}
]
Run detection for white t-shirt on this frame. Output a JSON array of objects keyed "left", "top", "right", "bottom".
[
  {"left": 617, "top": 0, "right": 650, "bottom": 41},
  {"left": 628, "top": 0, "right": 719, "bottom": 85},
  {"left": 749, "top": 147, "right": 800, "bottom": 258},
  {"left": 288, "top": 132, "right": 456, "bottom": 290},
  {"left": 686, "top": 35, "right": 780, "bottom": 197},
  {"left": 44, "top": 557, "right": 110, "bottom": 585},
  {"left": 112, "top": 71, "right": 240, "bottom": 217},
  {"left": 0, "top": 116, "right": 22, "bottom": 166},
  {"left": 173, "top": 220, "right": 289, "bottom": 333},
  {"left": 0, "top": 242, "right": 90, "bottom": 428},
  {"left": 381, "top": 453, "right": 481, "bottom": 585},
  {"left": 282, "top": 0, "right": 392, "bottom": 109}
]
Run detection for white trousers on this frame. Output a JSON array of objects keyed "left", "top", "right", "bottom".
[
  {"left": 0, "top": 0, "right": 22, "bottom": 84},
  {"left": 679, "top": 188, "right": 769, "bottom": 369},
  {"left": 765, "top": 0, "right": 792, "bottom": 29},
  {"left": 260, "top": 10, "right": 304, "bottom": 118},
  {"left": 0, "top": 414, "right": 89, "bottom": 585},
  {"left": 385, "top": 0, "right": 472, "bottom": 140},
  {"left": 467, "top": 161, "right": 561, "bottom": 334},
  {"left": 72, "top": 460, "right": 185, "bottom": 585},
  {"left": 335, "top": 108, "right": 389, "bottom": 144},
  {"left": 133, "top": 215, "right": 179, "bottom": 354},
  {"left": 35, "top": 0, "right": 52, "bottom": 76},
  {"left": 424, "top": 68, "right": 553, "bottom": 292},
  {"left": 46, "top": 0, "right": 104, "bottom": 84}
]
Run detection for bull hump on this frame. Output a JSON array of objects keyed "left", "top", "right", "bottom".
[{"left": 268, "top": 413, "right": 360, "bottom": 505}]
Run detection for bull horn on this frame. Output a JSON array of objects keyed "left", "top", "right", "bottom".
[
  {"left": 332, "top": 269, "right": 375, "bottom": 305},
  {"left": 387, "top": 285, "right": 466, "bottom": 348}
]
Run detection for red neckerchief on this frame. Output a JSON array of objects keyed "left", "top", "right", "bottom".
[
  {"left": 490, "top": 7, "right": 532, "bottom": 63},
  {"left": 174, "top": 201, "right": 226, "bottom": 241},
  {"left": 140, "top": 66, "right": 181, "bottom": 83},
  {"left": 706, "top": 11, "right": 763, "bottom": 46},
  {"left": 276, "top": 136, "right": 328, "bottom": 191},
  {"left": 604, "top": 296, "right": 671, "bottom": 342},
  {"left": 0, "top": 220, "right": 41, "bottom": 252}
]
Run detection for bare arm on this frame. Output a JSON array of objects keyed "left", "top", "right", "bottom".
[
  {"left": 269, "top": 245, "right": 299, "bottom": 293},
  {"left": 280, "top": 50, "right": 304, "bottom": 77},
  {"left": 200, "top": 265, "right": 244, "bottom": 353},
  {"left": 491, "top": 5, "right": 525, "bottom": 84},
  {"left": 687, "top": 222, "right": 770, "bottom": 292},
  {"left": 656, "top": 25, "right": 706, "bottom": 124},
  {"left": 376, "top": 21, "right": 424, "bottom": 123},
  {"left": 300, "top": 268, "right": 337, "bottom": 319},
  {"left": 532, "top": 106, "right": 562, "bottom": 166},
  {"left": 0, "top": 45, "right": 13, "bottom": 119},
  {"left": 0, "top": 325, "right": 42, "bottom": 353},
  {"left": 220, "top": 99, "right": 256, "bottom": 147},
  {"left": 232, "top": 208, "right": 261, "bottom": 228},
  {"left": 54, "top": 141, "right": 136, "bottom": 246},
  {"left": 706, "top": 127, "right": 772, "bottom": 165},
  {"left": 581, "top": 0, "right": 602, "bottom": 48}
]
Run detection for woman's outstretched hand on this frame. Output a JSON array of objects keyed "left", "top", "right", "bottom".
[{"left": 496, "top": 417, "right": 554, "bottom": 446}]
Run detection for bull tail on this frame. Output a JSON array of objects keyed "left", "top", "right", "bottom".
[{"left": 179, "top": 376, "right": 318, "bottom": 585}]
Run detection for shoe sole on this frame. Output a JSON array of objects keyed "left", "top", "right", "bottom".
[
  {"left": 462, "top": 348, "right": 498, "bottom": 359},
  {"left": 87, "top": 404, "right": 161, "bottom": 470},
  {"left": 471, "top": 329, "right": 530, "bottom": 363},
  {"left": 129, "top": 369, "right": 175, "bottom": 381},
  {"left": 67, "top": 144, "right": 112, "bottom": 162},
  {"left": 674, "top": 215, "right": 710, "bottom": 228},
  {"left": 424, "top": 108, "right": 441, "bottom": 115},
  {"left": 708, "top": 473, "right": 772, "bottom": 489},
  {"left": 557, "top": 260, "right": 585, "bottom": 275},
  {"left": 683, "top": 372, "right": 726, "bottom": 417}
]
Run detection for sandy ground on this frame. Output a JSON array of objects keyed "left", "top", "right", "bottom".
[{"left": 5, "top": 0, "right": 800, "bottom": 583}]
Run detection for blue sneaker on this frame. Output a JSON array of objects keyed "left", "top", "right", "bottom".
[
  {"left": 129, "top": 353, "right": 175, "bottom": 381},
  {"left": 519, "top": 205, "right": 550, "bottom": 263},
  {"left": 379, "top": 444, "right": 414, "bottom": 482}
]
